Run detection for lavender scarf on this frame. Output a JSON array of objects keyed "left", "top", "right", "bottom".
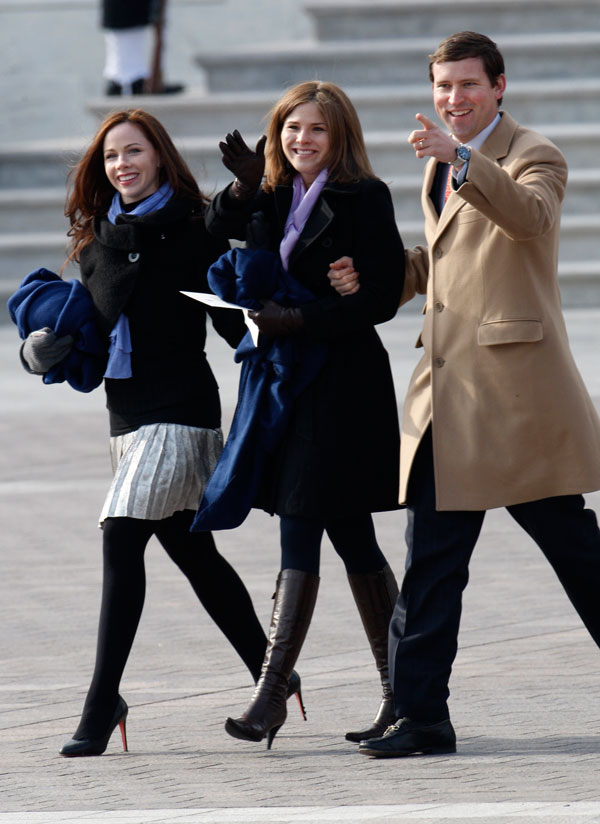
[{"left": 279, "top": 168, "right": 328, "bottom": 271}]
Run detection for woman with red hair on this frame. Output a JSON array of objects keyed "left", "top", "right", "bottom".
[{"left": 20, "top": 109, "right": 301, "bottom": 757}]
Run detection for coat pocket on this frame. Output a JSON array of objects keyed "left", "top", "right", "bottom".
[{"left": 477, "top": 318, "right": 543, "bottom": 346}]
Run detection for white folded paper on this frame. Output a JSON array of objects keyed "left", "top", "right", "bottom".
[{"left": 180, "top": 291, "right": 259, "bottom": 346}]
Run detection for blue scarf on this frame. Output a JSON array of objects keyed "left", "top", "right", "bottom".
[
  {"left": 107, "top": 181, "right": 174, "bottom": 225},
  {"left": 104, "top": 182, "right": 173, "bottom": 378}
]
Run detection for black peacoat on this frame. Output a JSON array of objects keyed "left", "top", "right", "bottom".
[
  {"left": 206, "top": 177, "right": 405, "bottom": 518},
  {"left": 80, "top": 197, "right": 245, "bottom": 436}
]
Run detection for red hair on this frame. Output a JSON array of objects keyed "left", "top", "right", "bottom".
[{"left": 64, "top": 109, "right": 206, "bottom": 264}]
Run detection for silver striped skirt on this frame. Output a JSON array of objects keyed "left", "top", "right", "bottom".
[{"left": 99, "top": 422, "right": 223, "bottom": 526}]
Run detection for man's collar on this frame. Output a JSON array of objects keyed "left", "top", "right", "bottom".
[{"left": 460, "top": 112, "right": 502, "bottom": 151}]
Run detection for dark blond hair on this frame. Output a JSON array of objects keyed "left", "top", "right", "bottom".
[
  {"left": 428, "top": 31, "right": 505, "bottom": 105},
  {"left": 263, "top": 81, "right": 375, "bottom": 192},
  {"left": 64, "top": 109, "right": 206, "bottom": 264}
]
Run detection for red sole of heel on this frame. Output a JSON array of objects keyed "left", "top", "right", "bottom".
[{"left": 295, "top": 692, "right": 307, "bottom": 721}]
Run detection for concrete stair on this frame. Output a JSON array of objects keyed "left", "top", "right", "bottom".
[
  {"left": 193, "top": 33, "right": 600, "bottom": 92},
  {"left": 87, "top": 78, "right": 600, "bottom": 136},
  {"left": 306, "top": 0, "right": 600, "bottom": 40},
  {"left": 1, "top": 0, "right": 599, "bottom": 315}
]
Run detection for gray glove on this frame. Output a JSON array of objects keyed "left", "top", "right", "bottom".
[{"left": 20, "top": 327, "right": 74, "bottom": 374}]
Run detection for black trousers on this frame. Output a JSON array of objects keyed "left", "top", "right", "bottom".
[{"left": 389, "top": 427, "right": 600, "bottom": 722}]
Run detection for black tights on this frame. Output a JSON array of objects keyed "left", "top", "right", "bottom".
[
  {"left": 279, "top": 513, "right": 388, "bottom": 575},
  {"left": 75, "top": 511, "right": 267, "bottom": 739}
]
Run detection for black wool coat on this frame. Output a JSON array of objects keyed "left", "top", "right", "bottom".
[
  {"left": 80, "top": 197, "right": 246, "bottom": 436},
  {"left": 206, "top": 178, "right": 405, "bottom": 518}
]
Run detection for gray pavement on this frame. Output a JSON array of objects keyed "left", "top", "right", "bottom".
[{"left": 1, "top": 309, "right": 600, "bottom": 823}]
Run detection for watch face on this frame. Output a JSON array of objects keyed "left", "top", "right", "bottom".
[{"left": 457, "top": 145, "right": 471, "bottom": 161}]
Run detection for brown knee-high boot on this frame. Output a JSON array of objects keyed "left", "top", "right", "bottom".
[
  {"left": 344, "top": 564, "right": 399, "bottom": 742},
  {"left": 225, "top": 568, "right": 320, "bottom": 749}
]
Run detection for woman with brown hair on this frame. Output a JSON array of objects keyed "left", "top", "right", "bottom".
[
  {"left": 18, "top": 109, "right": 302, "bottom": 756},
  {"left": 206, "top": 81, "right": 406, "bottom": 748}
]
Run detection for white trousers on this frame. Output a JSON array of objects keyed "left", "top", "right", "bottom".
[{"left": 103, "top": 27, "right": 151, "bottom": 86}]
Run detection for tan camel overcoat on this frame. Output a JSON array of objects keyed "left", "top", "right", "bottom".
[{"left": 400, "top": 111, "right": 600, "bottom": 510}]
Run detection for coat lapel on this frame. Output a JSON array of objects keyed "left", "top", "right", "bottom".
[
  {"left": 478, "top": 110, "right": 516, "bottom": 163},
  {"left": 424, "top": 158, "right": 440, "bottom": 223},
  {"left": 288, "top": 197, "right": 334, "bottom": 268},
  {"left": 274, "top": 181, "right": 354, "bottom": 268}
]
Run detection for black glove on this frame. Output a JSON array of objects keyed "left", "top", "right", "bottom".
[
  {"left": 248, "top": 300, "right": 304, "bottom": 337},
  {"left": 219, "top": 129, "right": 266, "bottom": 199},
  {"left": 20, "top": 327, "right": 74, "bottom": 374}
]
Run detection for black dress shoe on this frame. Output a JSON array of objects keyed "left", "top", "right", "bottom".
[
  {"left": 358, "top": 716, "right": 456, "bottom": 758},
  {"left": 104, "top": 78, "right": 184, "bottom": 96},
  {"left": 104, "top": 78, "right": 146, "bottom": 96},
  {"left": 105, "top": 80, "right": 124, "bottom": 96}
]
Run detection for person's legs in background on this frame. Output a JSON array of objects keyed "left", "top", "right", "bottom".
[{"left": 103, "top": 26, "right": 151, "bottom": 95}]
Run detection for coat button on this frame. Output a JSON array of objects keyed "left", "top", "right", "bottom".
[
  {"left": 434, "top": 248, "right": 443, "bottom": 259},
  {"left": 321, "top": 237, "right": 333, "bottom": 248},
  {"left": 435, "top": 301, "right": 444, "bottom": 312},
  {"left": 434, "top": 356, "right": 445, "bottom": 368},
  {"left": 128, "top": 252, "right": 140, "bottom": 263}
]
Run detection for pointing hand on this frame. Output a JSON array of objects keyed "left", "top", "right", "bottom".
[{"left": 408, "top": 113, "right": 459, "bottom": 163}]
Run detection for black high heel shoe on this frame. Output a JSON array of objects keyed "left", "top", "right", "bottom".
[
  {"left": 59, "top": 695, "right": 128, "bottom": 757},
  {"left": 286, "top": 669, "right": 307, "bottom": 720}
]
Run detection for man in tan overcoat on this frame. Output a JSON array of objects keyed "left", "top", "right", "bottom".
[{"left": 356, "top": 31, "right": 600, "bottom": 757}]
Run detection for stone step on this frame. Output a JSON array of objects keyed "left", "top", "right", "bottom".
[
  {"left": 0, "top": 233, "right": 78, "bottom": 321},
  {"left": 2, "top": 125, "right": 599, "bottom": 190},
  {"left": 1, "top": 216, "right": 597, "bottom": 313},
  {"left": 3, "top": 263, "right": 598, "bottom": 321},
  {"left": 306, "top": 0, "right": 600, "bottom": 41},
  {"left": 0, "top": 188, "right": 69, "bottom": 233},
  {"left": 0, "top": 137, "right": 84, "bottom": 189},
  {"left": 195, "top": 32, "right": 600, "bottom": 93},
  {"left": 558, "top": 216, "right": 600, "bottom": 262},
  {"left": 556, "top": 261, "right": 600, "bottom": 309},
  {"left": 386, "top": 170, "right": 600, "bottom": 220},
  {"left": 3, "top": 165, "right": 597, "bottom": 237},
  {"left": 86, "top": 78, "right": 600, "bottom": 138},
  {"left": 394, "top": 217, "right": 600, "bottom": 263},
  {"left": 365, "top": 126, "right": 600, "bottom": 176}
]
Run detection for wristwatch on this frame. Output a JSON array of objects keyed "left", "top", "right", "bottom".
[{"left": 451, "top": 143, "right": 472, "bottom": 168}]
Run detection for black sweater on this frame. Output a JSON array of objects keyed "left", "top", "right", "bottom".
[{"left": 80, "top": 197, "right": 245, "bottom": 436}]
